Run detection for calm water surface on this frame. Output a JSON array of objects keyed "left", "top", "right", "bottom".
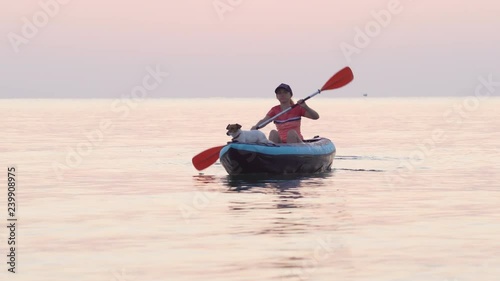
[{"left": 1, "top": 98, "right": 499, "bottom": 281}]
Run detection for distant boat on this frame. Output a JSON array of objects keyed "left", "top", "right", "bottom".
[{"left": 363, "top": 93, "right": 368, "bottom": 97}]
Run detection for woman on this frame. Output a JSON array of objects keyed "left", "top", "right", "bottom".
[{"left": 251, "top": 83, "right": 319, "bottom": 143}]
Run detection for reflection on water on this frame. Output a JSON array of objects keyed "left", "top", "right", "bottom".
[
  {"left": 219, "top": 172, "right": 351, "bottom": 279},
  {"left": 191, "top": 172, "right": 349, "bottom": 238},
  {"left": 192, "top": 174, "right": 218, "bottom": 184},
  {"left": 223, "top": 172, "right": 334, "bottom": 191},
  {"left": 333, "top": 168, "right": 384, "bottom": 172},
  {"left": 192, "top": 172, "right": 336, "bottom": 212},
  {"left": 192, "top": 172, "right": 334, "bottom": 192}
]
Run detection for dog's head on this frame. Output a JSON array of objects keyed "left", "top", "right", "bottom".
[{"left": 226, "top": 123, "right": 242, "bottom": 136}]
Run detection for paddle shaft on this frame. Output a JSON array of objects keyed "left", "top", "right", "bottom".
[{"left": 256, "top": 89, "right": 321, "bottom": 129}]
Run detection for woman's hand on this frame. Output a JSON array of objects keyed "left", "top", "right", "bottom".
[{"left": 298, "top": 100, "right": 320, "bottom": 119}]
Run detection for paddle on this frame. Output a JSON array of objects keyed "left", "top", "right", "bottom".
[
  {"left": 255, "top": 66, "right": 353, "bottom": 129},
  {"left": 192, "top": 145, "right": 226, "bottom": 171},
  {"left": 191, "top": 66, "right": 354, "bottom": 171}
]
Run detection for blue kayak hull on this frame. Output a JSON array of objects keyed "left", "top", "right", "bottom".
[{"left": 219, "top": 137, "right": 335, "bottom": 175}]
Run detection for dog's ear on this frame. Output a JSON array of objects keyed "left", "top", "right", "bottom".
[
  {"left": 236, "top": 123, "right": 242, "bottom": 129},
  {"left": 226, "top": 124, "right": 230, "bottom": 130}
]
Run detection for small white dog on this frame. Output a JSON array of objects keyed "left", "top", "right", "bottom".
[{"left": 226, "top": 124, "right": 272, "bottom": 144}]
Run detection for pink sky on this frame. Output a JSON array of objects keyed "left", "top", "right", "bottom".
[{"left": 1, "top": 0, "right": 499, "bottom": 98}]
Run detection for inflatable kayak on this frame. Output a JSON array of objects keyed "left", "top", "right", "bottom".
[{"left": 219, "top": 137, "right": 335, "bottom": 175}]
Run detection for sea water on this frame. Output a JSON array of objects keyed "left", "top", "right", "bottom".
[{"left": 0, "top": 97, "right": 499, "bottom": 281}]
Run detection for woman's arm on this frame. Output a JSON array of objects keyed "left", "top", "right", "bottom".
[
  {"left": 299, "top": 101, "right": 320, "bottom": 119},
  {"left": 251, "top": 115, "right": 272, "bottom": 130}
]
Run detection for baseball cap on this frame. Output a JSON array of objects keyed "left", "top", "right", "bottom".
[{"left": 274, "top": 83, "right": 293, "bottom": 96}]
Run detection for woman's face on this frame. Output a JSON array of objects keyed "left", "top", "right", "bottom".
[{"left": 275, "top": 88, "right": 291, "bottom": 103}]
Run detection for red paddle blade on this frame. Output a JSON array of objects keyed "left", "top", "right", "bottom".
[
  {"left": 320, "top": 67, "right": 354, "bottom": 91},
  {"left": 192, "top": 145, "right": 225, "bottom": 171}
]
